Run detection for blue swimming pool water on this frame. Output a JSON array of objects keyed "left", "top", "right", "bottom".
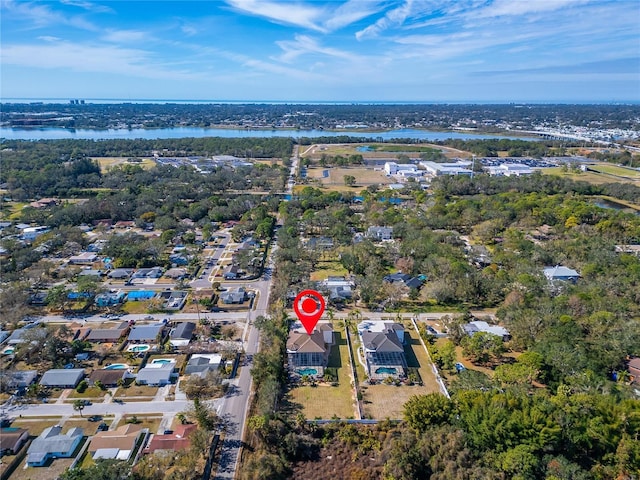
[
  {"left": 105, "top": 364, "right": 127, "bottom": 370},
  {"left": 375, "top": 367, "right": 397, "bottom": 375},
  {"left": 297, "top": 368, "right": 318, "bottom": 376},
  {"left": 152, "top": 359, "right": 173, "bottom": 364}
]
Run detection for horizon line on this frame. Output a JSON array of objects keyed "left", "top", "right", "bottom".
[{"left": 2, "top": 97, "right": 639, "bottom": 106}]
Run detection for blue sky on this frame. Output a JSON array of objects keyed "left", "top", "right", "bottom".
[{"left": 1, "top": 0, "right": 639, "bottom": 102}]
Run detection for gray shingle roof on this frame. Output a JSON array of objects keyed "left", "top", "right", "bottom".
[
  {"left": 128, "top": 325, "right": 163, "bottom": 342},
  {"left": 39, "top": 369, "right": 85, "bottom": 387}
]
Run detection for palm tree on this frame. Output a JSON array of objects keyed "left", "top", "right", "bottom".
[{"left": 72, "top": 399, "right": 86, "bottom": 417}]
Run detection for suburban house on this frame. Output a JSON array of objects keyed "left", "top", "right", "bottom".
[
  {"left": 543, "top": 265, "right": 580, "bottom": 283},
  {"left": 144, "top": 424, "right": 198, "bottom": 454},
  {"left": 286, "top": 322, "right": 333, "bottom": 378},
  {"left": 136, "top": 362, "right": 174, "bottom": 386},
  {"left": 131, "top": 267, "right": 163, "bottom": 281},
  {"left": 357, "top": 321, "right": 407, "bottom": 380},
  {"left": 462, "top": 320, "right": 511, "bottom": 341},
  {"left": 164, "top": 267, "right": 188, "bottom": 280},
  {"left": 169, "top": 322, "right": 196, "bottom": 347},
  {"left": 85, "top": 322, "right": 129, "bottom": 343},
  {"left": 319, "top": 276, "right": 354, "bottom": 302},
  {"left": 169, "top": 253, "right": 189, "bottom": 266},
  {"left": 220, "top": 287, "right": 247, "bottom": 304},
  {"left": 366, "top": 226, "right": 393, "bottom": 241},
  {"left": 107, "top": 268, "right": 133, "bottom": 280},
  {"left": 628, "top": 357, "right": 640, "bottom": 384},
  {"left": 160, "top": 290, "right": 188, "bottom": 310},
  {"left": 383, "top": 272, "right": 425, "bottom": 290},
  {"left": 184, "top": 354, "right": 222, "bottom": 376},
  {"left": 68, "top": 252, "right": 98, "bottom": 265},
  {"left": 39, "top": 369, "right": 85, "bottom": 389},
  {"left": 128, "top": 324, "right": 164, "bottom": 344},
  {"left": 26, "top": 426, "right": 84, "bottom": 467},
  {"left": 4, "top": 370, "right": 38, "bottom": 391},
  {"left": 7, "top": 327, "right": 47, "bottom": 346},
  {"left": 88, "top": 424, "right": 146, "bottom": 461},
  {"left": 88, "top": 369, "right": 129, "bottom": 388},
  {"left": 222, "top": 265, "right": 241, "bottom": 280},
  {"left": 0, "top": 428, "right": 29, "bottom": 456},
  {"left": 305, "top": 236, "right": 335, "bottom": 251},
  {"left": 95, "top": 290, "right": 126, "bottom": 307},
  {"left": 22, "top": 226, "right": 50, "bottom": 242}
]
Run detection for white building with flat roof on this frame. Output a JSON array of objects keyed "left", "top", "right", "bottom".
[
  {"left": 487, "top": 163, "right": 534, "bottom": 176},
  {"left": 384, "top": 162, "right": 419, "bottom": 176},
  {"left": 420, "top": 161, "right": 473, "bottom": 176}
]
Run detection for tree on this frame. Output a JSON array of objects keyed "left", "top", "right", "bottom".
[
  {"left": 73, "top": 399, "right": 86, "bottom": 417},
  {"left": 403, "top": 393, "right": 455, "bottom": 433},
  {"left": 343, "top": 174, "right": 356, "bottom": 186},
  {"left": 46, "top": 285, "right": 70, "bottom": 312},
  {"left": 461, "top": 331, "right": 505, "bottom": 365},
  {"left": 60, "top": 459, "right": 131, "bottom": 480}
]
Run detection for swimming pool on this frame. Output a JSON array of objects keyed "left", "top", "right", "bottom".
[
  {"left": 127, "top": 344, "right": 150, "bottom": 353},
  {"left": 297, "top": 368, "right": 318, "bottom": 376},
  {"left": 151, "top": 359, "right": 174, "bottom": 365},
  {"left": 375, "top": 367, "right": 397, "bottom": 375},
  {"left": 105, "top": 363, "right": 128, "bottom": 370},
  {"left": 1, "top": 347, "right": 15, "bottom": 355}
]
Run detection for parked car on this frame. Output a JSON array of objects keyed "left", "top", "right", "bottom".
[
  {"left": 96, "top": 422, "right": 109, "bottom": 432},
  {"left": 88, "top": 415, "right": 102, "bottom": 422}
]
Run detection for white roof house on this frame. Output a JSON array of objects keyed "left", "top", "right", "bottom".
[
  {"left": 543, "top": 265, "right": 580, "bottom": 282},
  {"left": 420, "top": 161, "right": 473, "bottom": 176}
]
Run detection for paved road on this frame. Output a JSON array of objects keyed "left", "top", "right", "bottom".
[{"left": 214, "top": 275, "right": 271, "bottom": 479}]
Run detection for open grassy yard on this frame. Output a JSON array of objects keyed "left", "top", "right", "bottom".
[
  {"left": 287, "top": 329, "right": 357, "bottom": 420},
  {"left": 114, "top": 382, "right": 158, "bottom": 399},
  {"left": 93, "top": 156, "right": 156, "bottom": 172},
  {"left": 121, "top": 300, "right": 153, "bottom": 314},
  {"left": 115, "top": 414, "right": 163, "bottom": 433},
  {"left": 66, "top": 386, "right": 109, "bottom": 400},
  {"left": 309, "top": 260, "right": 348, "bottom": 282},
  {"left": 11, "top": 417, "right": 63, "bottom": 435},
  {"left": 315, "top": 167, "right": 393, "bottom": 187},
  {"left": 360, "top": 329, "right": 442, "bottom": 420}
]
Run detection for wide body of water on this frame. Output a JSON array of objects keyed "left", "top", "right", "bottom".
[{"left": 0, "top": 126, "right": 537, "bottom": 142}]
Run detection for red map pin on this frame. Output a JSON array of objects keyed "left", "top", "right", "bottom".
[{"left": 293, "top": 289, "right": 326, "bottom": 335}]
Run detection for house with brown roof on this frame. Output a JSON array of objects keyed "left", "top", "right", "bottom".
[
  {"left": 286, "top": 322, "right": 333, "bottom": 378},
  {"left": 88, "top": 369, "right": 129, "bottom": 387},
  {"left": 0, "top": 427, "right": 29, "bottom": 456},
  {"left": 143, "top": 424, "right": 198, "bottom": 454},
  {"left": 88, "top": 423, "right": 146, "bottom": 461},
  {"left": 85, "top": 322, "right": 129, "bottom": 343},
  {"left": 628, "top": 357, "right": 640, "bottom": 384}
]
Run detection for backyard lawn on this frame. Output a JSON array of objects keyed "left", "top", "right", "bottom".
[{"left": 288, "top": 328, "right": 356, "bottom": 420}]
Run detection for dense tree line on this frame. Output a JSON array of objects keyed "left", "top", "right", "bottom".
[{"left": 4, "top": 103, "right": 639, "bottom": 131}]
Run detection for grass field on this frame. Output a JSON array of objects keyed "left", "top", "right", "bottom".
[
  {"left": 542, "top": 165, "right": 640, "bottom": 186},
  {"left": 11, "top": 416, "right": 63, "bottom": 435},
  {"left": 309, "top": 260, "right": 348, "bottom": 282},
  {"left": 311, "top": 166, "right": 393, "bottom": 187},
  {"left": 300, "top": 142, "right": 469, "bottom": 160},
  {"left": 93, "top": 157, "right": 156, "bottom": 172},
  {"left": 287, "top": 329, "right": 357, "bottom": 420},
  {"left": 588, "top": 163, "right": 640, "bottom": 179}
]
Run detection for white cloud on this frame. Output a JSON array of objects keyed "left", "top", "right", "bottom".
[
  {"left": 102, "top": 29, "right": 147, "bottom": 43},
  {"left": 323, "top": 0, "right": 386, "bottom": 31},
  {"left": 274, "top": 34, "right": 360, "bottom": 63},
  {"left": 224, "top": 0, "right": 327, "bottom": 32},
  {"left": 1, "top": 42, "right": 203, "bottom": 81},
  {"left": 475, "top": 0, "right": 592, "bottom": 18},
  {"left": 1, "top": 0, "right": 98, "bottom": 30},
  {"left": 355, "top": 0, "right": 415, "bottom": 40},
  {"left": 59, "top": 0, "right": 113, "bottom": 13},
  {"left": 37, "top": 35, "right": 61, "bottom": 42}
]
